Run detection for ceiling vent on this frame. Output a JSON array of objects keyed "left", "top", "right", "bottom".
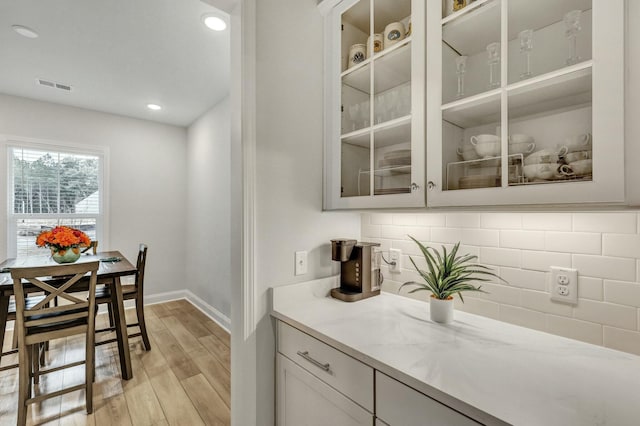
[{"left": 36, "top": 78, "right": 73, "bottom": 92}]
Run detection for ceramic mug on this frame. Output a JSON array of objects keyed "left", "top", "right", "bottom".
[
  {"left": 384, "top": 22, "right": 406, "bottom": 49},
  {"left": 367, "top": 34, "right": 384, "bottom": 58},
  {"left": 348, "top": 44, "right": 366, "bottom": 69},
  {"left": 565, "top": 150, "right": 592, "bottom": 163},
  {"left": 470, "top": 134, "right": 500, "bottom": 145},
  {"left": 509, "top": 142, "right": 536, "bottom": 155},
  {"left": 525, "top": 149, "right": 561, "bottom": 166},
  {"left": 561, "top": 159, "right": 592, "bottom": 177},
  {"left": 509, "top": 134, "right": 534, "bottom": 144},
  {"left": 523, "top": 163, "right": 556, "bottom": 180},
  {"left": 559, "top": 133, "right": 592, "bottom": 154}
]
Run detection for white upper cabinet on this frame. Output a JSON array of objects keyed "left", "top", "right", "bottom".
[
  {"left": 426, "top": 0, "right": 625, "bottom": 207},
  {"left": 322, "top": 0, "right": 426, "bottom": 209}
]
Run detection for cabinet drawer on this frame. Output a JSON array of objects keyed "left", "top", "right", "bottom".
[
  {"left": 376, "top": 372, "right": 480, "bottom": 426},
  {"left": 277, "top": 321, "right": 374, "bottom": 412}
]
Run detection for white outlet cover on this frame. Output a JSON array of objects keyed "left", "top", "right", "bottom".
[
  {"left": 389, "top": 248, "right": 402, "bottom": 273},
  {"left": 550, "top": 266, "right": 578, "bottom": 304},
  {"left": 295, "top": 251, "right": 308, "bottom": 276}
]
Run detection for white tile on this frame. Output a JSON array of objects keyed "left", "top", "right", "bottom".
[
  {"left": 380, "top": 225, "right": 408, "bottom": 240},
  {"left": 573, "top": 299, "right": 637, "bottom": 330},
  {"left": 391, "top": 239, "right": 421, "bottom": 256},
  {"left": 499, "top": 268, "right": 546, "bottom": 291},
  {"left": 402, "top": 226, "right": 431, "bottom": 242},
  {"left": 453, "top": 296, "right": 500, "bottom": 320},
  {"left": 361, "top": 224, "right": 380, "bottom": 238},
  {"left": 545, "top": 315, "right": 603, "bottom": 345},
  {"left": 578, "top": 276, "right": 603, "bottom": 301},
  {"left": 602, "top": 234, "right": 640, "bottom": 259},
  {"left": 459, "top": 245, "right": 481, "bottom": 259},
  {"left": 520, "top": 289, "right": 573, "bottom": 316},
  {"left": 521, "top": 250, "right": 572, "bottom": 272},
  {"left": 603, "top": 327, "right": 640, "bottom": 356},
  {"left": 573, "top": 212, "right": 637, "bottom": 234},
  {"left": 446, "top": 213, "right": 481, "bottom": 228},
  {"left": 480, "top": 247, "right": 521, "bottom": 268},
  {"left": 522, "top": 213, "right": 572, "bottom": 231},
  {"left": 499, "top": 305, "right": 546, "bottom": 332},
  {"left": 572, "top": 254, "right": 636, "bottom": 281},
  {"left": 371, "top": 213, "right": 393, "bottom": 225},
  {"left": 461, "top": 228, "right": 500, "bottom": 247},
  {"left": 430, "top": 228, "right": 463, "bottom": 244},
  {"left": 403, "top": 254, "right": 427, "bottom": 272},
  {"left": 480, "top": 213, "right": 522, "bottom": 230},
  {"left": 361, "top": 213, "right": 372, "bottom": 225},
  {"left": 604, "top": 280, "right": 640, "bottom": 308},
  {"left": 500, "top": 230, "right": 545, "bottom": 250},
  {"left": 415, "top": 213, "right": 446, "bottom": 227},
  {"left": 392, "top": 214, "right": 416, "bottom": 226},
  {"left": 475, "top": 283, "right": 521, "bottom": 305},
  {"left": 386, "top": 268, "right": 421, "bottom": 285},
  {"left": 545, "top": 232, "right": 602, "bottom": 255}
]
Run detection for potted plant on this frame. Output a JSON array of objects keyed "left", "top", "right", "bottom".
[{"left": 400, "top": 236, "right": 505, "bottom": 324}]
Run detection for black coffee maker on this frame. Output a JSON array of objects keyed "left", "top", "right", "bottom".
[{"left": 330, "top": 239, "right": 382, "bottom": 302}]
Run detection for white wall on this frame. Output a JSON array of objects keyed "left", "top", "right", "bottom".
[
  {"left": 249, "top": 0, "right": 361, "bottom": 424},
  {"left": 0, "top": 93, "right": 188, "bottom": 296},
  {"left": 186, "top": 96, "right": 231, "bottom": 324}
]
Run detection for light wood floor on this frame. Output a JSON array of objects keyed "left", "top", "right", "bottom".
[{"left": 0, "top": 300, "right": 231, "bottom": 426}]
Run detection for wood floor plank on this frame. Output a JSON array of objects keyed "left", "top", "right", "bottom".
[
  {"left": 149, "top": 369, "right": 204, "bottom": 426},
  {"left": 121, "top": 356, "right": 166, "bottom": 426},
  {"left": 148, "top": 329, "right": 201, "bottom": 381},
  {"left": 93, "top": 394, "right": 132, "bottom": 426},
  {"left": 137, "top": 334, "right": 169, "bottom": 379},
  {"left": 160, "top": 316, "right": 203, "bottom": 354},
  {"left": 162, "top": 300, "right": 191, "bottom": 313},
  {"left": 189, "top": 348, "right": 231, "bottom": 408},
  {"left": 182, "top": 374, "right": 230, "bottom": 426},
  {"left": 174, "top": 309, "right": 212, "bottom": 339},
  {"left": 198, "top": 335, "right": 230, "bottom": 372},
  {"left": 198, "top": 316, "right": 230, "bottom": 348},
  {"left": 147, "top": 304, "right": 172, "bottom": 319}
]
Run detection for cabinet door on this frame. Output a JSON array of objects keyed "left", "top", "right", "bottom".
[
  {"left": 376, "top": 372, "right": 480, "bottom": 426},
  {"left": 426, "top": 0, "right": 625, "bottom": 207},
  {"left": 322, "top": 0, "right": 426, "bottom": 209},
  {"left": 277, "top": 354, "right": 373, "bottom": 426}
]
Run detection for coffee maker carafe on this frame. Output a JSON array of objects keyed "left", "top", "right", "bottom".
[{"left": 330, "top": 239, "right": 382, "bottom": 302}]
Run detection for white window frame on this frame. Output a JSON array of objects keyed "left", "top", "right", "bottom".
[{"left": 2, "top": 135, "right": 110, "bottom": 258}]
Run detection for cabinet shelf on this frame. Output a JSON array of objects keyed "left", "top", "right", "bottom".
[
  {"left": 443, "top": 0, "right": 591, "bottom": 55},
  {"left": 342, "top": 115, "right": 411, "bottom": 148},
  {"left": 342, "top": 38, "right": 412, "bottom": 94},
  {"left": 442, "top": 62, "right": 592, "bottom": 128},
  {"left": 359, "top": 165, "right": 411, "bottom": 177}
]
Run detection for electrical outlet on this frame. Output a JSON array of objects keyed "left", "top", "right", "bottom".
[
  {"left": 388, "top": 248, "right": 402, "bottom": 273},
  {"left": 295, "top": 251, "right": 307, "bottom": 276},
  {"left": 550, "top": 266, "right": 578, "bottom": 304}
]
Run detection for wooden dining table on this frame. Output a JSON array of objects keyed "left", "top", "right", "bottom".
[{"left": 0, "top": 251, "right": 137, "bottom": 380}]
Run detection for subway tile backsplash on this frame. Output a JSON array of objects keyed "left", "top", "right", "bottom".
[{"left": 362, "top": 212, "right": 640, "bottom": 356}]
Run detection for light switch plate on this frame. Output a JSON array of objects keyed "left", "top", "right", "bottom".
[
  {"left": 550, "top": 266, "right": 578, "bottom": 304},
  {"left": 295, "top": 251, "right": 308, "bottom": 276}
]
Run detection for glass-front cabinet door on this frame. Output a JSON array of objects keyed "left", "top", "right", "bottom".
[
  {"left": 323, "top": 0, "right": 425, "bottom": 209},
  {"left": 426, "top": 0, "right": 624, "bottom": 207}
]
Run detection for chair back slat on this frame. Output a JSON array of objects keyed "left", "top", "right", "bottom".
[
  {"left": 135, "top": 244, "right": 148, "bottom": 292},
  {"left": 11, "top": 261, "right": 99, "bottom": 342}
]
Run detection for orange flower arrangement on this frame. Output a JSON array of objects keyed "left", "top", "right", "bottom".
[{"left": 36, "top": 226, "right": 91, "bottom": 256}]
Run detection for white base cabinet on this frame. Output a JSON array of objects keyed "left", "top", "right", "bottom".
[{"left": 276, "top": 354, "right": 373, "bottom": 426}]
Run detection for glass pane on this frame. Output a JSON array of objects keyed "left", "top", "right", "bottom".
[
  {"left": 373, "top": 123, "right": 411, "bottom": 195},
  {"left": 373, "top": 53, "right": 411, "bottom": 126},
  {"left": 508, "top": 69, "right": 592, "bottom": 187},
  {"left": 442, "top": 97, "right": 502, "bottom": 191},
  {"left": 16, "top": 218, "right": 97, "bottom": 258},
  {"left": 507, "top": 0, "right": 592, "bottom": 84},
  {"left": 442, "top": 0, "right": 502, "bottom": 104},
  {"left": 341, "top": 137, "right": 371, "bottom": 197}
]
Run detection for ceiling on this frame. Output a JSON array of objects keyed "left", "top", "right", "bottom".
[{"left": 0, "top": 0, "right": 230, "bottom": 127}]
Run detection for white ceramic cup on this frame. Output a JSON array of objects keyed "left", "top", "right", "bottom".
[
  {"left": 560, "top": 133, "right": 592, "bottom": 153},
  {"left": 524, "top": 163, "right": 555, "bottom": 180},
  {"left": 565, "top": 150, "right": 592, "bottom": 163},
  {"left": 524, "top": 149, "right": 561, "bottom": 166},
  {"left": 457, "top": 145, "right": 480, "bottom": 161},
  {"left": 470, "top": 134, "right": 500, "bottom": 145},
  {"left": 509, "top": 142, "right": 536, "bottom": 155},
  {"left": 366, "top": 33, "right": 384, "bottom": 58},
  {"left": 509, "top": 134, "right": 534, "bottom": 144},
  {"left": 561, "top": 159, "right": 592, "bottom": 177},
  {"left": 384, "top": 22, "right": 406, "bottom": 49},
  {"left": 348, "top": 44, "right": 366, "bottom": 69}
]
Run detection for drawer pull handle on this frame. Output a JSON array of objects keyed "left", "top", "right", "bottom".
[{"left": 297, "top": 351, "right": 331, "bottom": 373}]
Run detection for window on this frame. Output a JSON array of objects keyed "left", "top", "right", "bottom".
[{"left": 7, "top": 143, "right": 105, "bottom": 258}]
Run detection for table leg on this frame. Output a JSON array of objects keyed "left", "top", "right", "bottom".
[
  {"left": 110, "top": 277, "right": 132, "bottom": 380},
  {"left": 0, "top": 294, "right": 9, "bottom": 366}
]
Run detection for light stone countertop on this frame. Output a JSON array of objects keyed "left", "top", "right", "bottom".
[{"left": 271, "top": 276, "right": 640, "bottom": 426}]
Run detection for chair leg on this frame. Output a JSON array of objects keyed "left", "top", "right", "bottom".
[
  {"left": 32, "top": 345, "right": 40, "bottom": 385},
  {"left": 136, "top": 297, "right": 151, "bottom": 351},
  {"left": 17, "top": 344, "right": 29, "bottom": 426},
  {"left": 107, "top": 303, "right": 115, "bottom": 328},
  {"left": 12, "top": 327, "right": 18, "bottom": 350},
  {"left": 86, "top": 324, "right": 95, "bottom": 413}
]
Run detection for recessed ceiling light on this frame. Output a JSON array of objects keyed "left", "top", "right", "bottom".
[
  {"left": 12, "top": 25, "right": 39, "bottom": 39},
  {"left": 147, "top": 104, "right": 162, "bottom": 111},
  {"left": 202, "top": 14, "right": 227, "bottom": 31}
]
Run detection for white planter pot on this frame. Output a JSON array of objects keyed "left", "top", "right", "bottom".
[{"left": 430, "top": 296, "right": 454, "bottom": 324}]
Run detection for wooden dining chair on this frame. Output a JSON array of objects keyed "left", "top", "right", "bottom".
[
  {"left": 11, "top": 261, "right": 99, "bottom": 426},
  {"left": 95, "top": 244, "right": 151, "bottom": 351},
  {"left": 0, "top": 294, "right": 48, "bottom": 372}
]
